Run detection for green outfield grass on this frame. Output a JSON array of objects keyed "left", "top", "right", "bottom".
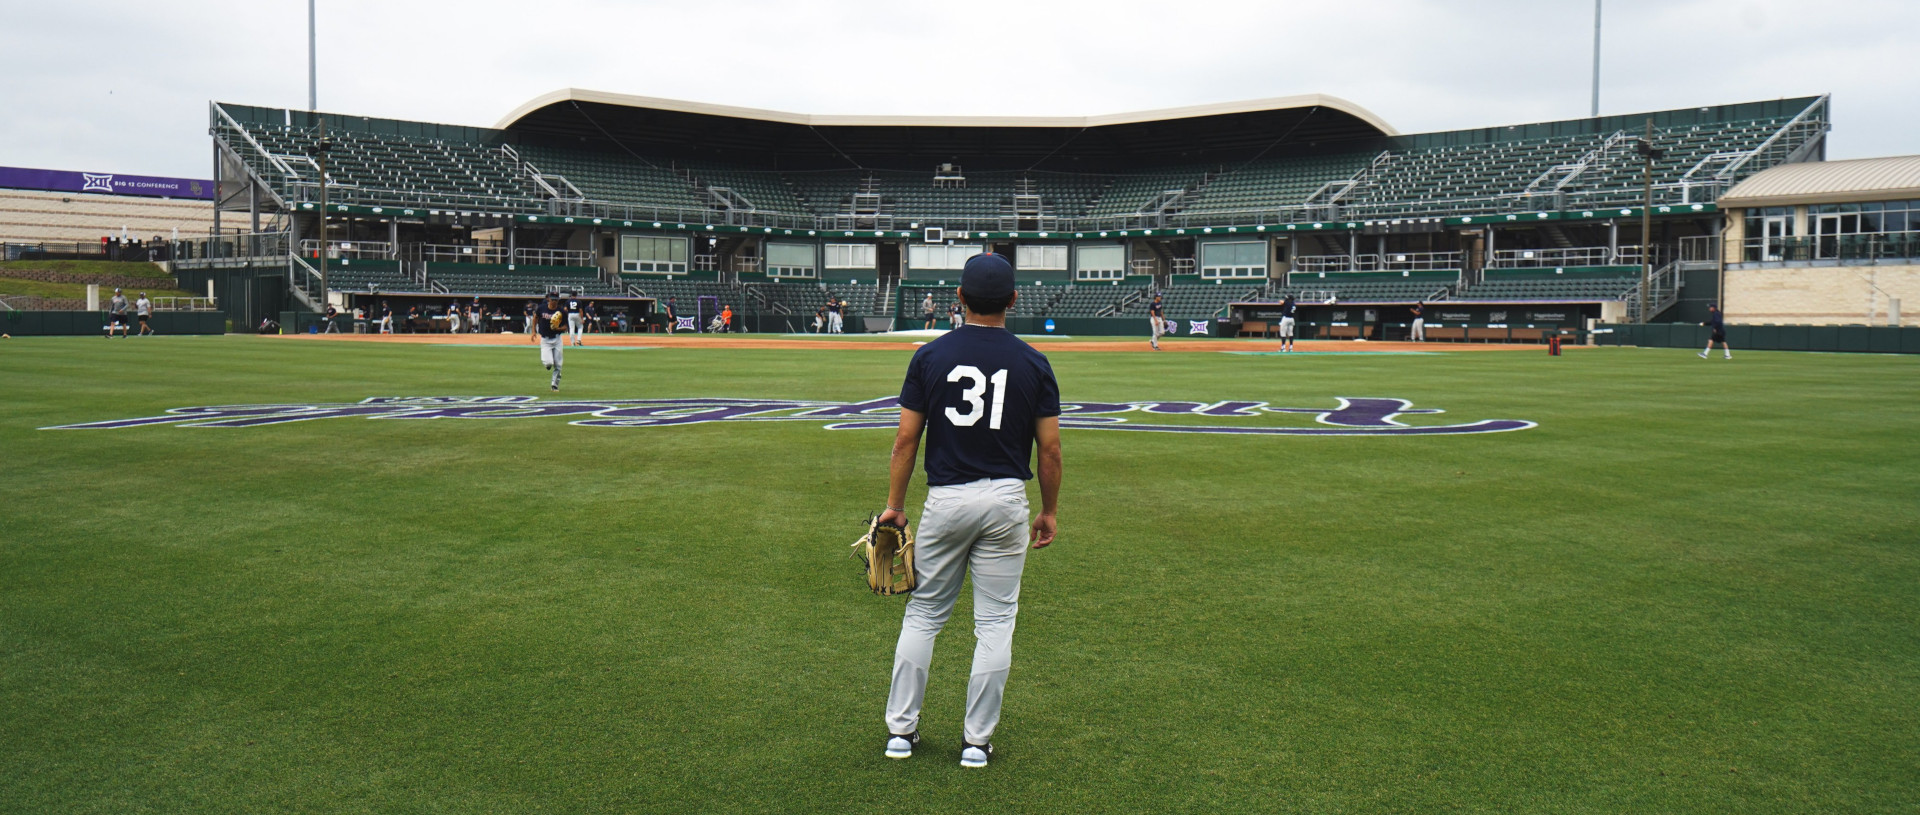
[{"left": 2, "top": 337, "right": 1916, "bottom": 813}]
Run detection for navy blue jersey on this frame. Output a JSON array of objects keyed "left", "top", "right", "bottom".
[
  {"left": 1279, "top": 301, "right": 1296, "bottom": 318},
  {"left": 1705, "top": 312, "right": 1725, "bottom": 330},
  {"left": 536, "top": 305, "right": 564, "bottom": 338},
  {"left": 566, "top": 299, "right": 581, "bottom": 314},
  {"left": 1411, "top": 305, "right": 1423, "bottom": 319},
  {"left": 899, "top": 325, "right": 1061, "bottom": 486},
  {"left": 1149, "top": 301, "right": 1164, "bottom": 318}
]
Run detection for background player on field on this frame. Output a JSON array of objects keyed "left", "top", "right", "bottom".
[
  {"left": 1409, "top": 301, "right": 1426, "bottom": 342},
  {"left": 378, "top": 300, "right": 393, "bottom": 334},
  {"left": 134, "top": 292, "right": 154, "bottom": 336},
  {"left": 876, "top": 252, "right": 1063, "bottom": 769},
  {"left": 535, "top": 293, "right": 566, "bottom": 390},
  {"left": 1148, "top": 293, "right": 1165, "bottom": 350},
  {"left": 106, "top": 288, "right": 130, "bottom": 337},
  {"left": 1277, "top": 294, "right": 1298, "bottom": 352},
  {"left": 566, "top": 295, "right": 585, "bottom": 346},
  {"left": 1700, "top": 304, "right": 1732, "bottom": 359}
]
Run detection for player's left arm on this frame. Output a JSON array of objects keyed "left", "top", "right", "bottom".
[
  {"left": 1030, "top": 416, "right": 1061, "bottom": 548},
  {"left": 877, "top": 409, "right": 925, "bottom": 528}
]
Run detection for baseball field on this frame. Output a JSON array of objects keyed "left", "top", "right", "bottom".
[{"left": 2, "top": 333, "right": 1916, "bottom": 813}]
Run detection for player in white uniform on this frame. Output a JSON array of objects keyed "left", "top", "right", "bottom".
[
  {"left": 535, "top": 293, "right": 566, "bottom": 391},
  {"left": 566, "top": 297, "right": 585, "bottom": 346},
  {"left": 877, "top": 252, "right": 1063, "bottom": 769},
  {"left": 1148, "top": 294, "right": 1166, "bottom": 350}
]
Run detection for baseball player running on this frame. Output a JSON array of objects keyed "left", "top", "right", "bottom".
[
  {"left": 1147, "top": 293, "right": 1165, "bottom": 350},
  {"left": 535, "top": 293, "right": 566, "bottom": 391},
  {"left": 1699, "top": 303, "right": 1732, "bottom": 360},
  {"left": 877, "top": 252, "right": 1063, "bottom": 769},
  {"left": 1277, "top": 294, "right": 1297, "bottom": 352},
  {"left": 566, "top": 295, "right": 585, "bottom": 346}
]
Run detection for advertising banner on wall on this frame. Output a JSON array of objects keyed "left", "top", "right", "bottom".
[{"left": 0, "top": 166, "right": 215, "bottom": 200}]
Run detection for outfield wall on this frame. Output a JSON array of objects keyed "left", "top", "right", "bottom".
[
  {"left": 0, "top": 310, "right": 226, "bottom": 336},
  {"left": 1723, "top": 264, "right": 1917, "bottom": 327},
  {"left": 1597, "top": 322, "right": 1920, "bottom": 353}
]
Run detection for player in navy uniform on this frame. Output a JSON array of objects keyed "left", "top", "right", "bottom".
[
  {"left": 535, "top": 293, "right": 567, "bottom": 390},
  {"left": 1409, "top": 301, "right": 1426, "bottom": 342},
  {"left": 566, "top": 296, "right": 585, "bottom": 346},
  {"left": 1699, "top": 303, "right": 1731, "bottom": 360},
  {"left": 1277, "top": 294, "right": 1298, "bottom": 352},
  {"left": 877, "top": 252, "right": 1063, "bottom": 769},
  {"left": 947, "top": 301, "right": 962, "bottom": 330},
  {"left": 1147, "top": 293, "right": 1166, "bottom": 350}
]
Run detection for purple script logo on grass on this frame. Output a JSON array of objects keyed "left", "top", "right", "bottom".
[{"left": 46, "top": 396, "right": 1536, "bottom": 436}]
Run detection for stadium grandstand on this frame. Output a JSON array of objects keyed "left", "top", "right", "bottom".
[{"left": 178, "top": 89, "right": 1834, "bottom": 336}]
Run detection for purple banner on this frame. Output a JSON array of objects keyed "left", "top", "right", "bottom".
[{"left": 0, "top": 166, "right": 214, "bottom": 200}]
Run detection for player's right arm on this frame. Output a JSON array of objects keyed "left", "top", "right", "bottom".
[
  {"left": 1030, "top": 415, "right": 1061, "bottom": 548},
  {"left": 878, "top": 408, "right": 925, "bottom": 528}
]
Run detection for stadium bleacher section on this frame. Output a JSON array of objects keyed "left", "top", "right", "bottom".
[{"left": 196, "top": 95, "right": 1828, "bottom": 327}]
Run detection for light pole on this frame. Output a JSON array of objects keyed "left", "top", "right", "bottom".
[
  {"left": 1634, "top": 118, "right": 1665, "bottom": 323},
  {"left": 316, "top": 117, "right": 332, "bottom": 301},
  {"left": 1591, "top": 0, "right": 1602, "bottom": 117},
  {"left": 308, "top": 0, "right": 318, "bottom": 111}
]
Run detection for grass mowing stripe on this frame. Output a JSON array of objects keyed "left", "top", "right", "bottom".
[{"left": 1, "top": 337, "right": 1915, "bottom": 812}]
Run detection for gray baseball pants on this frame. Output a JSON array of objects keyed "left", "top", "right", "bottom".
[
  {"left": 886, "top": 477, "right": 1030, "bottom": 745},
  {"left": 539, "top": 335, "right": 564, "bottom": 388}
]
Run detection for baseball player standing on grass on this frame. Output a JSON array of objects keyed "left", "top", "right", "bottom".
[
  {"left": 877, "top": 252, "right": 1063, "bottom": 769},
  {"left": 1148, "top": 293, "right": 1165, "bottom": 350},
  {"left": 1277, "top": 294, "right": 1298, "bottom": 352},
  {"left": 566, "top": 294, "right": 585, "bottom": 346},
  {"left": 535, "top": 293, "right": 566, "bottom": 391},
  {"left": 1700, "top": 303, "right": 1732, "bottom": 360}
]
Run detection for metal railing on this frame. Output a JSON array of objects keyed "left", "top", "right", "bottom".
[
  {"left": 1679, "top": 235, "right": 1719, "bottom": 265},
  {"left": 1624, "top": 259, "right": 1684, "bottom": 323},
  {"left": 1295, "top": 251, "right": 1462, "bottom": 273},
  {"left": 1743, "top": 231, "right": 1920, "bottom": 264},
  {"left": 512, "top": 248, "right": 593, "bottom": 267},
  {"left": 150, "top": 296, "right": 219, "bottom": 311},
  {"left": 1489, "top": 246, "right": 1648, "bottom": 268},
  {"left": 174, "top": 231, "right": 294, "bottom": 265},
  {"left": 298, "top": 239, "right": 394, "bottom": 260},
  {"left": 404, "top": 243, "right": 508, "bottom": 264}
]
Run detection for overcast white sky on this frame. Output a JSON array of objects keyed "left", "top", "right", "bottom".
[{"left": 0, "top": 0, "right": 1911, "bottom": 178}]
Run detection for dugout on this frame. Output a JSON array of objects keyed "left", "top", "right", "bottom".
[{"left": 1233, "top": 300, "right": 1605, "bottom": 342}]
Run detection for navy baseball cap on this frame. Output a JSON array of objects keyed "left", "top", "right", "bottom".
[{"left": 961, "top": 253, "right": 1015, "bottom": 299}]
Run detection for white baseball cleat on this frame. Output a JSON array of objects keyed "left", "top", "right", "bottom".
[
  {"left": 959, "top": 742, "right": 993, "bottom": 768},
  {"left": 1698, "top": 352, "right": 1708, "bottom": 359},
  {"left": 884, "top": 732, "right": 920, "bottom": 759}
]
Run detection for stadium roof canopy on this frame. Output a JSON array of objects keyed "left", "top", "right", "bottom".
[
  {"left": 493, "top": 89, "right": 1400, "bottom": 171},
  {"left": 1719, "top": 155, "right": 1920, "bottom": 208}
]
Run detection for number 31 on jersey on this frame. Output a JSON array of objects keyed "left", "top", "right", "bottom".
[{"left": 944, "top": 365, "right": 1008, "bottom": 429}]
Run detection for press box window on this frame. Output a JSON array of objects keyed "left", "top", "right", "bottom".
[
  {"left": 766, "top": 243, "right": 817, "bottom": 279},
  {"left": 620, "top": 236, "right": 688, "bottom": 274}
]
